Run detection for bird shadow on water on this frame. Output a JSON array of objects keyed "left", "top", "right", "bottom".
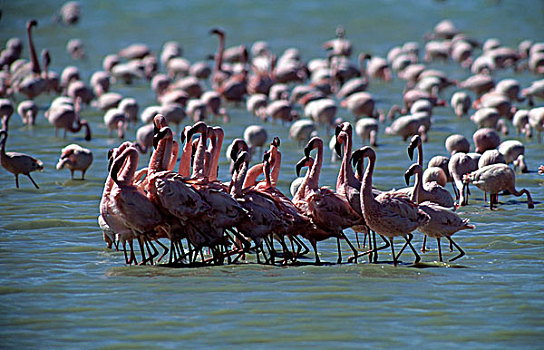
[{"left": 104, "top": 257, "right": 468, "bottom": 278}]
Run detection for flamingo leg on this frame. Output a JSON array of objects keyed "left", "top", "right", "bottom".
[
  {"left": 292, "top": 236, "right": 309, "bottom": 256},
  {"left": 264, "top": 236, "right": 276, "bottom": 264},
  {"left": 390, "top": 237, "right": 397, "bottom": 266},
  {"left": 451, "top": 182, "right": 459, "bottom": 199},
  {"left": 137, "top": 236, "right": 147, "bottom": 265},
  {"left": 374, "top": 234, "right": 391, "bottom": 263},
  {"left": 421, "top": 235, "right": 428, "bottom": 253},
  {"left": 399, "top": 233, "right": 421, "bottom": 264},
  {"left": 336, "top": 237, "right": 343, "bottom": 264},
  {"left": 26, "top": 174, "right": 39, "bottom": 189},
  {"left": 128, "top": 240, "right": 137, "bottom": 265},
  {"left": 310, "top": 239, "right": 320, "bottom": 264},
  {"left": 447, "top": 237, "right": 465, "bottom": 262},
  {"left": 123, "top": 241, "right": 129, "bottom": 264},
  {"left": 437, "top": 237, "right": 443, "bottom": 262},
  {"left": 342, "top": 233, "right": 359, "bottom": 264},
  {"left": 155, "top": 239, "right": 169, "bottom": 263},
  {"left": 169, "top": 240, "right": 176, "bottom": 264},
  {"left": 355, "top": 232, "right": 361, "bottom": 249}
]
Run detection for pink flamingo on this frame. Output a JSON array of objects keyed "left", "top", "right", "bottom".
[
  {"left": 405, "top": 163, "right": 474, "bottom": 261},
  {"left": 0, "top": 129, "right": 43, "bottom": 189},
  {"left": 353, "top": 146, "right": 429, "bottom": 266},
  {"left": 292, "top": 137, "right": 361, "bottom": 264}
]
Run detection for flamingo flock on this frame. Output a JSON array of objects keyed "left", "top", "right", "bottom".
[{"left": 1, "top": 10, "right": 543, "bottom": 267}]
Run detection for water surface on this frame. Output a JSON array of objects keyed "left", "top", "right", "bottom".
[{"left": 1, "top": 1, "right": 543, "bottom": 348}]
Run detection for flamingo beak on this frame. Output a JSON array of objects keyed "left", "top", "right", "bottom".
[
  {"left": 334, "top": 139, "right": 342, "bottom": 157},
  {"left": 407, "top": 143, "right": 415, "bottom": 160},
  {"left": 295, "top": 157, "right": 308, "bottom": 177},
  {"left": 335, "top": 123, "right": 343, "bottom": 138},
  {"left": 404, "top": 172, "right": 411, "bottom": 186}
]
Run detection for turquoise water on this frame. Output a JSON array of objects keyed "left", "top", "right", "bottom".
[{"left": 1, "top": 0, "right": 543, "bottom": 348}]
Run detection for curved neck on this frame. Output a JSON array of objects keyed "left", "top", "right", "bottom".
[
  {"left": 209, "top": 129, "right": 223, "bottom": 181},
  {"left": 192, "top": 130, "right": 208, "bottom": 178},
  {"left": 243, "top": 163, "right": 263, "bottom": 189},
  {"left": 148, "top": 132, "right": 172, "bottom": 175},
  {"left": 179, "top": 128, "right": 193, "bottom": 177},
  {"left": 411, "top": 169, "right": 423, "bottom": 203},
  {"left": 168, "top": 140, "right": 179, "bottom": 171},
  {"left": 231, "top": 160, "right": 248, "bottom": 196},
  {"left": 0, "top": 133, "right": 7, "bottom": 158},
  {"left": 27, "top": 22, "right": 41, "bottom": 75},
  {"left": 112, "top": 147, "right": 139, "bottom": 186},
  {"left": 270, "top": 149, "right": 281, "bottom": 187},
  {"left": 41, "top": 50, "right": 50, "bottom": 78},
  {"left": 338, "top": 131, "right": 359, "bottom": 191},
  {"left": 361, "top": 153, "right": 376, "bottom": 204},
  {"left": 213, "top": 33, "right": 225, "bottom": 80},
  {"left": 263, "top": 160, "right": 272, "bottom": 189},
  {"left": 417, "top": 142, "right": 423, "bottom": 167},
  {"left": 307, "top": 142, "right": 323, "bottom": 190}
]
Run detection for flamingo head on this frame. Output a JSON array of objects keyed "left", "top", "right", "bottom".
[
  {"left": 407, "top": 134, "right": 422, "bottom": 160},
  {"left": 209, "top": 27, "right": 225, "bottom": 37},
  {"left": 404, "top": 163, "right": 423, "bottom": 186},
  {"left": 295, "top": 155, "right": 312, "bottom": 177},
  {"left": 233, "top": 150, "right": 250, "bottom": 173},
  {"left": 153, "top": 126, "right": 173, "bottom": 150},
  {"left": 271, "top": 136, "right": 280, "bottom": 148},
  {"left": 27, "top": 19, "right": 38, "bottom": 30},
  {"left": 229, "top": 138, "right": 249, "bottom": 161},
  {"left": 304, "top": 136, "right": 322, "bottom": 157}
]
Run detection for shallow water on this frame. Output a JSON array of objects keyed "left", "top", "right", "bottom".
[{"left": 1, "top": 0, "right": 543, "bottom": 348}]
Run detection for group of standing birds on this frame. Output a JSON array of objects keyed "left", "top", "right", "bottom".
[{"left": 0, "top": 7, "right": 542, "bottom": 266}]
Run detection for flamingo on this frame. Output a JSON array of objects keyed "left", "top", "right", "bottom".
[
  {"left": 292, "top": 137, "right": 361, "bottom": 264},
  {"left": 463, "top": 164, "right": 534, "bottom": 210},
  {"left": 498, "top": 140, "right": 528, "bottom": 173},
  {"left": 242, "top": 146, "right": 313, "bottom": 263},
  {"left": 243, "top": 125, "right": 268, "bottom": 160},
  {"left": 528, "top": 107, "right": 544, "bottom": 143},
  {"left": 512, "top": 109, "right": 531, "bottom": 138},
  {"left": 352, "top": 146, "right": 429, "bottom": 266},
  {"left": 15, "top": 20, "right": 47, "bottom": 100},
  {"left": 445, "top": 134, "right": 470, "bottom": 155},
  {"left": 55, "top": 1, "right": 81, "bottom": 25},
  {"left": 405, "top": 163, "right": 474, "bottom": 262},
  {"left": 407, "top": 135, "right": 454, "bottom": 208},
  {"left": 183, "top": 124, "right": 249, "bottom": 264},
  {"left": 0, "top": 99, "right": 14, "bottom": 131},
  {"left": 103, "top": 108, "right": 127, "bottom": 139},
  {"left": 450, "top": 91, "right": 472, "bottom": 118},
  {"left": 448, "top": 152, "right": 476, "bottom": 206},
  {"left": 473, "top": 127, "right": 501, "bottom": 154},
  {"left": 407, "top": 135, "right": 454, "bottom": 252},
  {"left": 90, "top": 71, "right": 111, "bottom": 97},
  {"left": 56, "top": 144, "right": 93, "bottom": 180},
  {"left": 109, "top": 145, "right": 166, "bottom": 265},
  {"left": 341, "top": 92, "right": 383, "bottom": 120},
  {"left": 289, "top": 119, "right": 317, "bottom": 146},
  {"left": 100, "top": 141, "right": 135, "bottom": 254},
  {"left": 210, "top": 28, "right": 247, "bottom": 102},
  {"left": 478, "top": 149, "right": 505, "bottom": 169},
  {"left": 229, "top": 148, "right": 289, "bottom": 263},
  {"left": 17, "top": 100, "right": 38, "bottom": 126},
  {"left": 0, "top": 129, "right": 43, "bottom": 189},
  {"left": 145, "top": 117, "right": 211, "bottom": 263},
  {"left": 46, "top": 97, "right": 92, "bottom": 141}
]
